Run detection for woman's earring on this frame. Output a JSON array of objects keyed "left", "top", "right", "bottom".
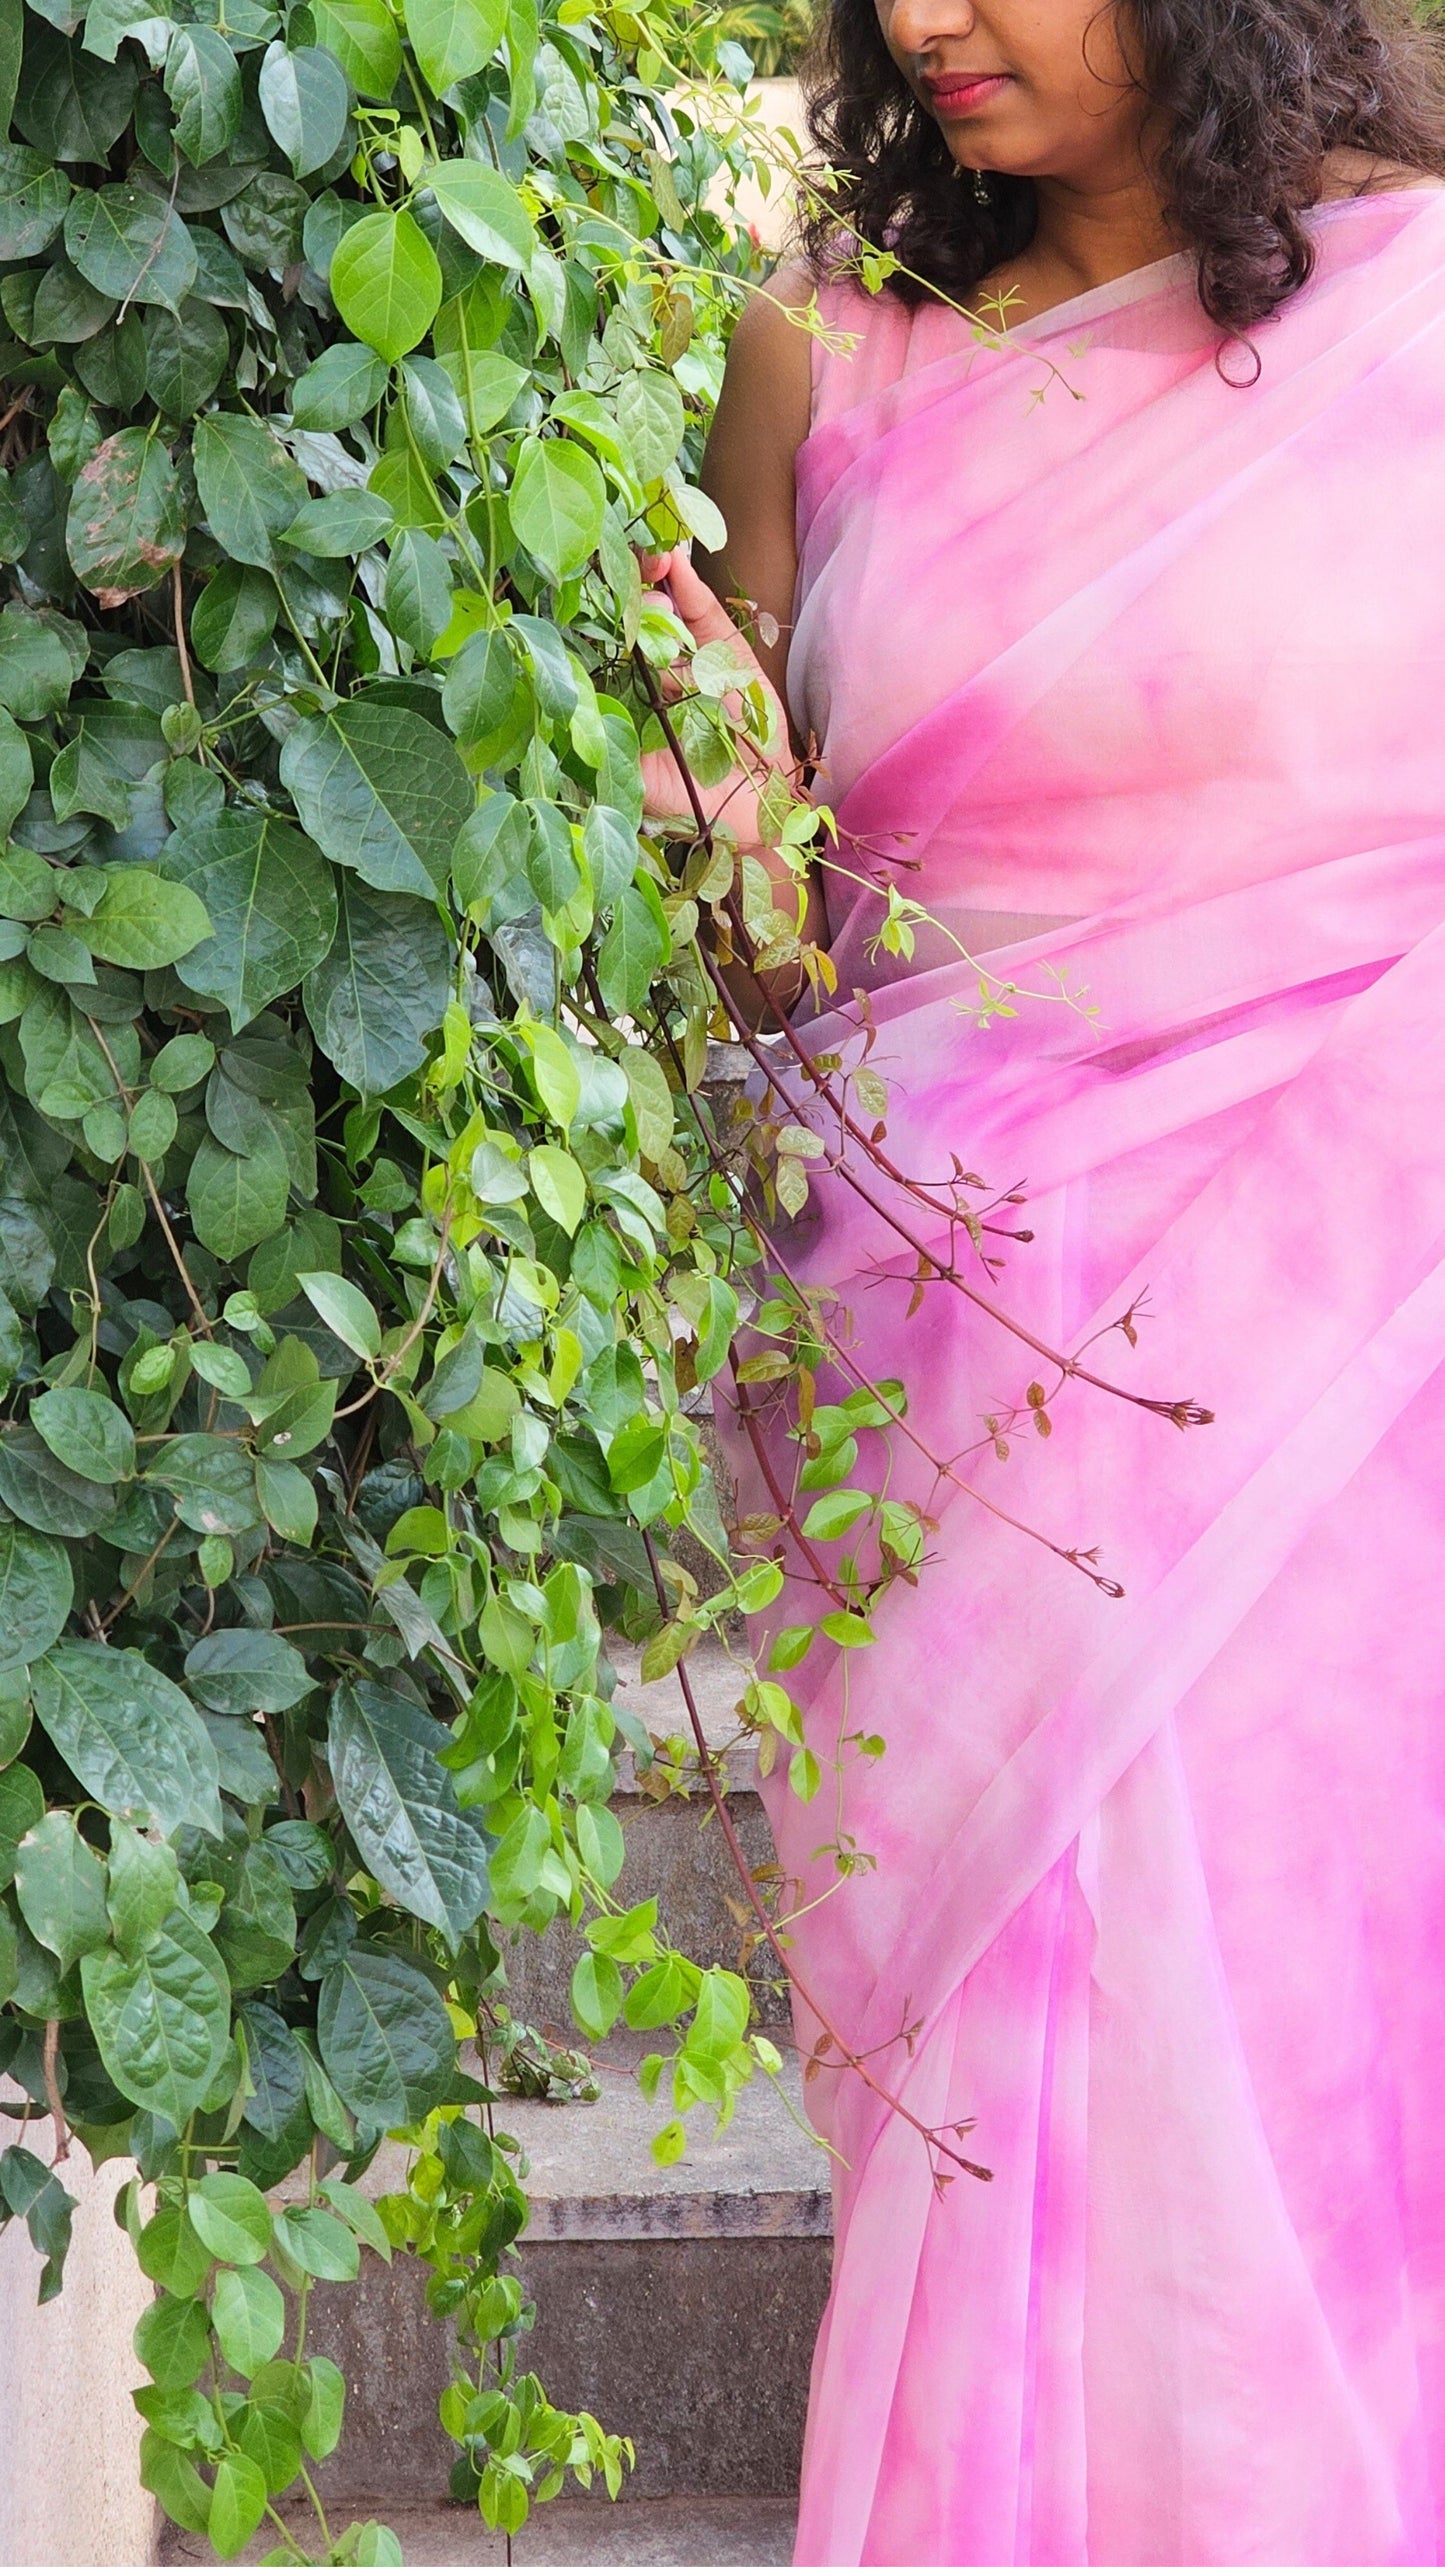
[{"left": 972, "top": 166, "right": 990, "bottom": 206}]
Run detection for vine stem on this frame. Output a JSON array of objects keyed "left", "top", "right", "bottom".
[
  {"left": 638, "top": 1527, "right": 991, "bottom": 2186},
  {"left": 98, "top": 1518, "right": 181, "bottom": 1636},
  {"left": 42, "top": 2018, "right": 68, "bottom": 2165},
  {"left": 83, "top": 1012, "right": 215, "bottom": 1338},
  {"left": 646, "top": 1000, "right": 1098, "bottom": 1592},
  {"left": 172, "top": 560, "right": 196, "bottom": 709},
  {"left": 631, "top": 646, "right": 1208, "bottom": 1428},
  {"left": 702, "top": 925, "right": 1210, "bottom": 1428}
]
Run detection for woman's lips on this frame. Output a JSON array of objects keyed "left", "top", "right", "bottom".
[{"left": 921, "top": 71, "right": 1012, "bottom": 115}]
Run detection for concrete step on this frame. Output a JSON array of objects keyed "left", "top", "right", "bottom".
[
  {"left": 300, "top": 2035, "right": 832, "bottom": 2509},
  {"left": 502, "top": 1637, "right": 791, "bottom": 2032},
  {"left": 164, "top": 2495, "right": 797, "bottom": 2564}
]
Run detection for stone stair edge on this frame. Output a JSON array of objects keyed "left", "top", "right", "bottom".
[
  {"left": 321, "top": 2033, "right": 833, "bottom": 2244},
  {"left": 162, "top": 2493, "right": 800, "bottom": 2566}
]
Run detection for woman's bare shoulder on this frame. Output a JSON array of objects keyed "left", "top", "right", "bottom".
[{"left": 719, "top": 255, "right": 820, "bottom": 452}]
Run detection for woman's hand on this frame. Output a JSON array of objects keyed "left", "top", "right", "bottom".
[
  {"left": 636, "top": 546, "right": 796, "bottom": 852},
  {"left": 635, "top": 545, "right": 827, "bottom": 1029}
]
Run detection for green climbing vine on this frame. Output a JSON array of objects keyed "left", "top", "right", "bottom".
[{"left": 0, "top": 0, "right": 1213, "bottom": 2547}]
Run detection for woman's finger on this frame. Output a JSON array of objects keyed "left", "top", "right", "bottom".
[{"left": 659, "top": 547, "right": 752, "bottom": 654}]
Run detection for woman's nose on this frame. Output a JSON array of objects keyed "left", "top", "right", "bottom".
[{"left": 880, "top": 0, "right": 980, "bottom": 65}]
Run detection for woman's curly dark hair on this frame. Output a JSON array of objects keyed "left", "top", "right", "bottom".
[{"left": 795, "top": 0, "right": 1445, "bottom": 335}]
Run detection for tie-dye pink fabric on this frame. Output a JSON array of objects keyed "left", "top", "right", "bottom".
[{"left": 710, "top": 186, "right": 1445, "bottom": 2564}]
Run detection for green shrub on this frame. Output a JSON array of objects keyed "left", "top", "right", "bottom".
[{"left": 0, "top": 0, "right": 826, "bottom": 2547}]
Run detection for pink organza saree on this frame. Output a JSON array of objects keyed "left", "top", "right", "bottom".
[{"left": 711, "top": 186, "right": 1445, "bottom": 2565}]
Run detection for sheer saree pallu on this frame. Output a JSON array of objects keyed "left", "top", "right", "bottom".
[{"left": 709, "top": 188, "right": 1445, "bottom": 2566}]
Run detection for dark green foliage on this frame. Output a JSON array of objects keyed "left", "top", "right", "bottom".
[{"left": 0, "top": 0, "right": 803, "bottom": 2550}]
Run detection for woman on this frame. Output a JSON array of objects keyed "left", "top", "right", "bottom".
[{"left": 645, "top": 2, "right": 1445, "bottom": 2558}]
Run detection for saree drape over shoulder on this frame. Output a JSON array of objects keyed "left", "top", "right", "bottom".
[{"left": 709, "top": 187, "right": 1445, "bottom": 2566}]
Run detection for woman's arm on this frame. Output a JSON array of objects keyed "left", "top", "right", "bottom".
[
  {"left": 641, "top": 262, "right": 826, "bottom": 1030},
  {"left": 695, "top": 259, "right": 815, "bottom": 712}
]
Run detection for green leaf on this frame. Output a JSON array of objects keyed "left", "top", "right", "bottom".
[
  {"left": 212, "top": 2263, "right": 286, "bottom": 2376},
  {"left": 82, "top": 1903, "right": 231, "bottom": 2124},
  {"left": 0, "top": 0, "right": 18, "bottom": 132},
  {"left": 509, "top": 436, "right": 605, "bottom": 582},
  {"left": 308, "top": 0, "right": 400, "bottom": 98},
  {"left": 16, "top": 26, "right": 137, "bottom": 163},
  {"left": 318, "top": 2171, "right": 391, "bottom": 2260},
  {"left": 0, "top": 1424, "right": 118, "bottom": 1538},
  {"left": 107, "top": 1820, "right": 181, "bottom": 1961},
  {"left": 254, "top": 1457, "right": 318, "bottom": 1544},
  {"left": 645, "top": 2115, "right": 684, "bottom": 2169},
  {"left": 403, "top": 0, "right": 504, "bottom": 90},
  {"left": 185, "top": 1630, "right": 312, "bottom": 1716},
  {"left": 354, "top": 2527, "right": 403, "bottom": 2567},
  {"left": 187, "top": 1125, "right": 291, "bottom": 1259},
  {"left": 209, "top": 2449, "right": 268, "bottom": 2560},
  {"left": 134, "top": 2291, "right": 212, "bottom": 2392},
  {"left": 570, "top": 1948, "right": 622, "bottom": 2040},
  {"left": 0, "top": 144, "right": 71, "bottom": 261},
  {"left": 523, "top": 1021, "right": 581, "bottom": 1126},
  {"left": 687, "top": 1966, "right": 750, "bottom": 2060},
  {"left": 327, "top": 1677, "right": 491, "bottom": 1941},
  {"left": 142, "top": 299, "right": 229, "bottom": 419},
  {"left": 28, "top": 257, "right": 115, "bottom": 346},
  {"left": 317, "top": 1945, "right": 455, "bottom": 2130},
  {"left": 13, "top": 1809, "right": 110, "bottom": 1973},
  {"left": 596, "top": 880, "right": 669, "bottom": 1016},
  {"left": 79, "top": 864, "right": 211, "bottom": 968},
  {"left": 272, "top": 2203, "right": 359, "bottom": 2281},
  {"left": 615, "top": 366, "right": 686, "bottom": 483},
  {"left": 74, "top": 310, "right": 146, "bottom": 409},
  {"left": 0, "top": 708, "right": 31, "bottom": 839},
  {"left": 164, "top": 24, "right": 243, "bottom": 164},
  {"left": 280, "top": 488, "right": 394, "bottom": 557},
  {"left": 331, "top": 209, "right": 441, "bottom": 365},
  {"left": 135, "top": 2199, "right": 211, "bottom": 2296},
  {"left": 150, "top": 1031, "right": 216, "bottom": 1092},
  {"left": 33, "top": 1642, "right": 223, "bottom": 1836},
  {"left": 0, "top": 1762, "right": 43, "bottom": 1890},
  {"left": 161, "top": 809, "right": 336, "bottom": 1030},
  {"left": 403, "top": 348, "right": 471, "bottom": 470},
  {"left": 296, "top": 1269, "right": 381, "bottom": 1359},
  {"left": 193, "top": 412, "right": 309, "bottom": 573},
  {"left": 527, "top": 1142, "right": 585, "bottom": 1234},
  {"left": 426, "top": 161, "right": 534, "bottom": 269},
  {"left": 238, "top": 1999, "right": 307, "bottom": 2137},
  {"left": 801, "top": 1487, "right": 874, "bottom": 1540},
  {"left": 574, "top": 1798, "right": 624, "bottom": 1887},
  {"left": 30, "top": 1383, "right": 135, "bottom": 1484},
  {"left": 291, "top": 341, "right": 389, "bottom": 431},
  {"left": 139, "top": 2433, "right": 212, "bottom": 2536},
  {"left": 127, "top": 1086, "right": 177, "bottom": 1166},
  {"left": 819, "top": 1609, "right": 875, "bottom": 1646},
  {"left": 64, "top": 185, "right": 197, "bottom": 312},
  {"left": 0, "top": 1691, "right": 31, "bottom": 1769},
  {"left": 280, "top": 699, "right": 470, "bottom": 899},
  {"left": 441, "top": 629, "right": 530, "bottom": 768},
  {"left": 188, "top": 2171, "right": 273, "bottom": 2266},
  {"left": 384, "top": 526, "right": 452, "bottom": 656},
  {"left": 0, "top": 1520, "right": 73, "bottom": 1671},
  {"left": 190, "top": 563, "right": 280, "bottom": 672},
  {"left": 148, "top": 1435, "right": 264, "bottom": 1537},
  {"left": 65, "top": 427, "right": 185, "bottom": 605},
  {"left": 222, "top": 172, "right": 307, "bottom": 273},
  {"left": 0, "top": 604, "right": 74, "bottom": 720},
  {"left": 301, "top": 2355, "right": 345, "bottom": 2459},
  {"left": 259, "top": 41, "right": 350, "bottom": 176}
]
